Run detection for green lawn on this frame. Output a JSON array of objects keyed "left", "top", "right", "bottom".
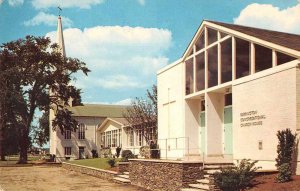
[{"left": 67, "top": 158, "right": 121, "bottom": 170}]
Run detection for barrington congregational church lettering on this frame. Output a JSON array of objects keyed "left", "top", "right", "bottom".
[{"left": 240, "top": 110, "right": 266, "bottom": 127}]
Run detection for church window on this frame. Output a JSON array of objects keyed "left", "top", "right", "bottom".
[
  {"left": 196, "top": 52, "right": 205, "bottom": 91},
  {"left": 236, "top": 38, "right": 250, "bottom": 79},
  {"left": 185, "top": 58, "right": 194, "bottom": 95},
  {"left": 255, "top": 44, "right": 272, "bottom": 72},
  {"left": 64, "top": 130, "right": 71, "bottom": 139},
  {"left": 196, "top": 32, "right": 205, "bottom": 51},
  {"left": 277, "top": 51, "right": 297, "bottom": 65},
  {"left": 207, "top": 28, "right": 218, "bottom": 45},
  {"left": 221, "top": 38, "right": 232, "bottom": 83},
  {"left": 207, "top": 45, "right": 218, "bottom": 88},
  {"left": 78, "top": 123, "right": 85, "bottom": 140}
]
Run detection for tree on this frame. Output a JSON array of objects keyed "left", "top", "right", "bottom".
[
  {"left": 123, "top": 85, "right": 157, "bottom": 144},
  {"left": 0, "top": 35, "right": 89, "bottom": 163},
  {"left": 33, "top": 110, "right": 50, "bottom": 148}
]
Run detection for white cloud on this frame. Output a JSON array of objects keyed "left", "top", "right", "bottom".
[
  {"left": 0, "top": 0, "right": 4, "bottom": 5},
  {"left": 234, "top": 3, "right": 300, "bottom": 34},
  {"left": 46, "top": 25, "right": 171, "bottom": 90},
  {"left": 24, "top": 12, "right": 72, "bottom": 27},
  {"left": 31, "top": 0, "right": 104, "bottom": 9},
  {"left": 8, "top": 0, "right": 23, "bottom": 6},
  {"left": 137, "top": 0, "right": 145, "bottom": 6},
  {"left": 113, "top": 98, "right": 132, "bottom": 105}
]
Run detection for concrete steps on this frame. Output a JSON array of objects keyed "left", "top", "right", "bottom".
[
  {"left": 113, "top": 171, "right": 131, "bottom": 184},
  {"left": 181, "top": 163, "right": 234, "bottom": 191}
]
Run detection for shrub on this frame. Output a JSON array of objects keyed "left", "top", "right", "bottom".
[
  {"left": 107, "top": 158, "right": 116, "bottom": 167},
  {"left": 101, "top": 148, "right": 112, "bottom": 158},
  {"left": 116, "top": 147, "right": 121, "bottom": 158},
  {"left": 139, "top": 146, "right": 150, "bottom": 158},
  {"left": 214, "top": 159, "right": 260, "bottom": 191},
  {"left": 150, "top": 141, "right": 160, "bottom": 159},
  {"left": 121, "top": 150, "right": 135, "bottom": 162},
  {"left": 276, "top": 129, "right": 297, "bottom": 167},
  {"left": 91, "top": 149, "right": 98, "bottom": 158},
  {"left": 277, "top": 163, "right": 292, "bottom": 182},
  {"left": 276, "top": 129, "right": 296, "bottom": 182}
]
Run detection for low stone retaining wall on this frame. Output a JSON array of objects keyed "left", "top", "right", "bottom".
[
  {"left": 62, "top": 162, "right": 118, "bottom": 180},
  {"left": 118, "top": 162, "right": 129, "bottom": 173},
  {"left": 129, "top": 159, "right": 204, "bottom": 191}
]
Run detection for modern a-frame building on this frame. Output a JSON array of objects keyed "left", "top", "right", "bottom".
[{"left": 157, "top": 20, "right": 300, "bottom": 173}]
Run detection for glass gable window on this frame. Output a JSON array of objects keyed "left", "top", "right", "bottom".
[
  {"left": 255, "top": 44, "right": 272, "bottom": 72},
  {"left": 220, "top": 31, "right": 228, "bottom": 39},
  {"left": 208, "top": 45, "right": 218, "bottom": 88},
  {"left": 185, "top": 58, "right": 194, "bottom": 95},
  {"left": 196, "top": 53, "right": 205, "bottom": 91},
  {"left": 207, "top": 28, "right": 218, "bottom": 45},
  {"left": 277, "top": 52, "right": 296, "bottom": 65},
  {"left": 221, "top": 38, "right": 232, "bottom": 83},
  {"left": 236, "top": 38, "right": 250, "bottom": 79},
  {"left": 196, "top": 32, "right": 205, "bottom": 51}
]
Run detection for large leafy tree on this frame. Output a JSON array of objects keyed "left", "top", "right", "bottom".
[
  {"left": 0, "top": 35, "right": 89, "bottom": 163},
  {"left": 123, "top": 85, "right": 157, "bottom": 144}
]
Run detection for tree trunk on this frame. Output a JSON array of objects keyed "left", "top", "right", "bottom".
[
  {"left": 18, "top": 126, "right": 29, "bottom": 164},
  {"left": 0, "top": 107, "right": 5, "bottom": 161}
]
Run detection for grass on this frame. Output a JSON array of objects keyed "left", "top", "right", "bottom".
[{"left": 67, "top": 158, "right": 121, "bottom": 170}]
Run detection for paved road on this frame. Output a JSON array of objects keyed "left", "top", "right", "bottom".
[{"left": 0, "top": 165, "right": 147, "bottom": 191}]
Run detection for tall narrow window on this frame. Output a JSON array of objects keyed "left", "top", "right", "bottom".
[
  {"left": 277, "top": 52, "right": 296, "bottom": 65},
  {"left": 255, "top": 44, "right": 272, "bottom": 72},
  {"left": 78, "top": 123, "right": 85, "bottom": 140},
  {"left": 136, "top": 130, "right": 143, "bottom": 146},
  {"left": 208, "top": 45, "right": 218, "bottom": 88},
  {"left": 64, "top": 130, "right": 71, "bottom": 139},
  {"left": 185, "top": 58, "right": 194, "bottom": 95},
  {"left": 106, "top": 131, "right": 111, "bottom": 147},
  {"left": 207, "top": 28, "right": 218, "bottom": 45},
  {"left": 196, "top": 32, "right": 205, "bottom": 51},
  {"left": 118, "top": 129, "right": 122, "bottom": 147},
  {"left": 64, "top": 147, "right": 71, "bottom": 155},
  {"left": 196, "top": 53, "right": 205, "bottom": 91},
  {"left": 236, "top": 38, "right": 250, "bottom": 79},
  {"left": 221, "top": 38, "right": 232, "bottom": 83},
  {"left": 112, "top": 130, "right": 117, "bottom": 147},
  {"left": 101, "top": 132, "right": 105, "bottom": 147}
]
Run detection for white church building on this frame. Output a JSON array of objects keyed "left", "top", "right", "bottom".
[
  {"left": 49, "top": 16, "right": 136, "bottom": 161},
  {"left": 157, "top": 20, "right": 300, "bottom": 174}
]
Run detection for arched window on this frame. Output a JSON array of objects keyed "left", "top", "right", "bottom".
[{"left": 78, "top": 123, "right": 85, "bottom": 139}]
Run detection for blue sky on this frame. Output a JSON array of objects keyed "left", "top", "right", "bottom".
[{"left": 1, "top": 0, "right": 299, "bottom": 105}]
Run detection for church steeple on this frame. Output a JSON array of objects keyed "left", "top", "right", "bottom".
[{"left": 57, "top": 15, "right": 66, "bottom": 57}]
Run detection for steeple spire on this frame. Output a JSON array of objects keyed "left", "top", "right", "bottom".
[{"left": 57, "top": 12, "right": 66, "bottom": 57}]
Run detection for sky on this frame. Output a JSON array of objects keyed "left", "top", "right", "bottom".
[{"left": 1, "top": 0, "right": 300, "bottom": 105}]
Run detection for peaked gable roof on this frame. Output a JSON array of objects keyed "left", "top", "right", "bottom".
[
  {"left": 97, "top": 117, "right": 129, "bottom": 131},
  {"left": 183, "top": 20, "right": 300, "bottom": 59},
  {"left": 207, "top": 20, "right": 300, "bottom": 52},
  {"left": 68, "top": 104, "right": 130, "bottom": 117}
]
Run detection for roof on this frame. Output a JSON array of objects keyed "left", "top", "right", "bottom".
[
  {"left": 97, "top": 117, "right": 130, "bottom": 131},
  {"left": 68, "top": 104, "right": 130, "bottom": 117},
  {"left": 206, "top": 20, "right": 300, "bottom": 52}
]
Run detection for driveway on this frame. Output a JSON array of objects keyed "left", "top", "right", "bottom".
[{"left": 0, "top": 165, "right": 147, "bottom": 191}]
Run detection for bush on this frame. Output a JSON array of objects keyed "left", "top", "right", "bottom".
[
  {"left": 277, "top": 163, "right": 292, "bottom": 182},
  {"left": 276, "top": 129, "right": 296, "bottom": 182},
  {"left": 276, "top": 129, "right": 297, "bottom": 167},
  {"left": 91, "top": 150, "right": 98, "bottom": 158},
  {"left": 150, "top": 141, "right": 160, "bottom": 159},
  {"left": 107, "top": 158, "right": 116, "bottom": 167},
  {"left": 214, "top": 159, "right": 260, "bottom": 191},
  {"left": 139, "top": 146, "right": 150, "bottom": 158},
  {"left": 100, "top": 148, "right": 112, "bottom": 158},
  {"left": 116, "top": 147, "right": 121, "bottom": 158},
  {"left": 121, "top": 150, "right": 135, "bottom": 162}
]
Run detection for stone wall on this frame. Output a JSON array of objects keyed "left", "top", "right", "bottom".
[
  {"left": 118, "top": 162, "right": 129, "bottom": 173},
  {"left": 129, "top": 159, "right": 203, "bottom": 191},
  {"left": 62, "top": 162, "right": 117, "bottom": 180}
]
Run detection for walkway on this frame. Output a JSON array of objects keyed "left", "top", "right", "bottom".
[{"left": 0, "top": 165, "right": 146, "bottom": 191}]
